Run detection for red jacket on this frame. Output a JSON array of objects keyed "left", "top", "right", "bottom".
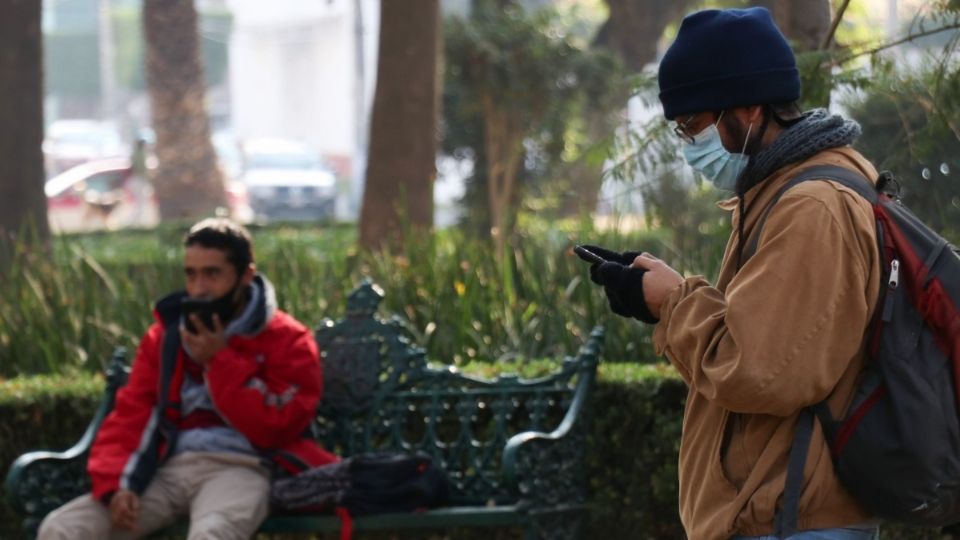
[{"left": 88, "top": 279, "right": 338, "bottom": 500}]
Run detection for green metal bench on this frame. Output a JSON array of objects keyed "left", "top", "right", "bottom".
[{"left": 5, "top": 281, "right": 604, "bottom": 539}]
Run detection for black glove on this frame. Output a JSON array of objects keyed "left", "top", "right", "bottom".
[{"left": 575, "top": 245, "right": 658, "bottom": 324}]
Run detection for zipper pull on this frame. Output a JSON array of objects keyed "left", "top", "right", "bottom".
[{"left": 889, "top": 259, "right": 900, "bottom": 289}]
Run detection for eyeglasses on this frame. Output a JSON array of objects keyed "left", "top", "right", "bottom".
[
  {"left": 672, "top": 111, "right": 727, "bottom": 144},
  {"left": 672, "top": 114, "right": 697, "bottom": 144}
]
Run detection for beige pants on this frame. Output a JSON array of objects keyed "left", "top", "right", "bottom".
[{"left": 37, "top": 452, "right": 270, "bottom": 540}]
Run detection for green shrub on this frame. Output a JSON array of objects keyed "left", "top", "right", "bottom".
[
  {"left": 588, "top": 364, "right": 686, "bottom": 539},
  {"left": 0, "top": 372, "right": 104, "bottom": 538}
]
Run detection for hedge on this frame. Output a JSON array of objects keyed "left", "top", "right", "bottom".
[{"left": 0, "top": 366, "right": 947, "bottom": 539}]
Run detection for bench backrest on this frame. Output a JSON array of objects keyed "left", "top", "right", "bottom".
[{"left": 313, "top": 280, "right": 601, "bottom": 506}]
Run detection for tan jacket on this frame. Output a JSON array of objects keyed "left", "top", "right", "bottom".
[{"left": 653, "top": 147, "right": 883, "bottom": 540}]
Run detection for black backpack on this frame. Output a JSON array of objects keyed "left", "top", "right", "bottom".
[
  {"left": 746, "top": 165, "right": 960, "bottom": 536},
  {"left": 271, "top": 451, "right": 451, "bottom": 525}
]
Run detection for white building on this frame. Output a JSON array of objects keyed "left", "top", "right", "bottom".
[
  {"left": 226, "top": 0, "right": 472, "bottom": 225},
  {"left": 226, "top": 0, "right": 379, "bottom": 188}
]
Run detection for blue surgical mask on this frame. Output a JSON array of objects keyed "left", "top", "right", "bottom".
[{"left": 682, "top": 117, "right": 752, "bottom": 192}]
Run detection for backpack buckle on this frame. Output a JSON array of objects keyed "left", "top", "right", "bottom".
[{"left": 876, "top": 171, "right": 901, "bottom": 199}]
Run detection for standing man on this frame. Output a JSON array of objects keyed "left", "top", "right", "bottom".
[
  {"left": 581, "top": 7, "right": 883, "bottom": 540},
  {"left": 39, "top": 218, "right": 337, "bottom": 539},
  {"left": 127, "top": 135, "right": 151, "bottom": 226}
]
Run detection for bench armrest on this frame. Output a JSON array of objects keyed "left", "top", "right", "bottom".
[
  {"left": 501, "top": 327, "right": 602, "bottom": 510},
  {"left": 4, "top": 349, "right": 129, "bottom": 529}
]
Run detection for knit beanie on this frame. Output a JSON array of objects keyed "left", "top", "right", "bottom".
[{"left": 658, "top": 7, "right": 800, "bottom": 120}]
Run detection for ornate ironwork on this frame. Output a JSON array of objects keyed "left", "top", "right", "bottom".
[
  {"left": 313, "top": 284, "right": 605, "bottom": 520},
  {"left": 315, "top": 280, "right": 427, "bottom": 420}
]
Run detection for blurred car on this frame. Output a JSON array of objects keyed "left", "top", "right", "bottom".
[
  {"left": 212, "top": 130, "right": 244, "bottom": 181},
  {"left": 239, "top": 138, "right": 337, "bottom": 222},
  {"left": 45, "top": 158, "right": 254, "bottom": 233},
  {"left": 43, "top": 120, "right": 126, "bottom": 178}
]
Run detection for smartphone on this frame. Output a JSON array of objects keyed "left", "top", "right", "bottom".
[
  {"left": 573, "top": 245, "right": 606, "bottom": 265},
  {"left": 180, "top": 297, "right": 216, "bottom": 333}
]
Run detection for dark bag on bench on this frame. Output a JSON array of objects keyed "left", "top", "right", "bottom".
[{"left": 272, "top": 450, "right": 451, "bottom": 515}]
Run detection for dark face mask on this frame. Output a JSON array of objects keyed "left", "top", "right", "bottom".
[{"left": 181, "top": 278, "right": 243, "bottom": 333}]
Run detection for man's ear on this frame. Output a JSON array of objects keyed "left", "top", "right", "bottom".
[
  {"left": 241, "top": 263, "right": 256, "bottom": 286},
  {"left": 732, "top": 105, "right": 764, "bottom": 125}
]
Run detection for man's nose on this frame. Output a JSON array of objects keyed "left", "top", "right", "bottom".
[{"left": 189, "top": 278, "right": 212, "bottom": 297}]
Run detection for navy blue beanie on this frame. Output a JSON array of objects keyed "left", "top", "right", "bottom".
[{"left": 658, "top": 7, "right": 800, "bottom": 120}]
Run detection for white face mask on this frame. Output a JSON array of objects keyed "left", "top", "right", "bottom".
[{"left": 682, "top": 114, "right": 753, "bottom": 192}]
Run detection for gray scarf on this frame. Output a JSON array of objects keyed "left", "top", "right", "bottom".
[
  {"left": 733, "top": 108, "right": 861, "bottom": 268},
  {"left": 737, "top": 108, "right": 861, "bottom": 194}
]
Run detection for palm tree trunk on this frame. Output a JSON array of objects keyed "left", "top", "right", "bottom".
[
  {"left": 143, "top": 0, "right": 225, "bottom": 221},
  {"left": 0, "top": 0, "right": 49, "bottom": 250}
]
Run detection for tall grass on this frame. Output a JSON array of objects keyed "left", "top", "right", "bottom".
[{"left": 0, "top": 220, "right": 728, "bottom": 376}]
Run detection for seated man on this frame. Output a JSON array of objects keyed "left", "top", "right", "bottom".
[{"left": 39, "top": 218, "right": 337, "bottom": 539}]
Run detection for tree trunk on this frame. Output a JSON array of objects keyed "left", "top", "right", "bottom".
[
  {"left": 597, "top": 0, "right": 694, "bottom": 72},
  {"left": 751, "top": 0, "right": 832, "bottom": 52},
  {"left": 143, "top": 0, "right": 225, "bottom": 221},
  {"left": 0, "top": 0, "right": 49, "bottom": 249},
  {"left": 750, "top": 0, "right": 833, "bottom": 107},
  {"left": 359, "top": 0, "right": 438, "bottom": 251},
  {"left": 481, "top": 93, "right": 524, "bottom": 258}
]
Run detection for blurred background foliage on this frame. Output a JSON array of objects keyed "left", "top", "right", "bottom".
[
  {"left": 3, "top": 0, "right": 960, "bottom": 374},
  {"left": 846, "top": 54, "right": 960, "bottom": 239},
  {"left": 442, "top": 0, "right": 630, "bottom": 245},
  {"left": 0, "top": 220, "right": 726, "bottom": 377}
]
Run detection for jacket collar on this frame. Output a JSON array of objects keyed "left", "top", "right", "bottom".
[{"left": 715, "top": 146, "right": 878, "bottom": 219}]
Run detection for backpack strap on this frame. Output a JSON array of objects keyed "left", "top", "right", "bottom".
[
  {"left": 122, "top": 321, "right": 181, "bottom": 493},
  {"left": 742, "top": 164, "right": 878, "bottom": 265},
  {"left": 775, "top": 408, "right": 816, "bottom": 538},
  {"left": 335, "top": 506, "right": 354, "bottom": 540},
  {"left": 748, "top": 165, "right": 879, "bottom": 538}
]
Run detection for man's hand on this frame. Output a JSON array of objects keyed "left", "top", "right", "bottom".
[
  {"left": 591, "top": 262, "right": 658, "bottom": 323},
  {"left": 180, "top": 313, "right": 227, "bottom": 366},
  {"left": 109, "top": 488, "right": 140, "bottom": 531},
  {"left": 630, "top": 253, "right": 684, "bottom": 319}
]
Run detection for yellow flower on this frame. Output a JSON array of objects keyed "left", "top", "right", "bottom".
[{"left": 454, "top": 281, "right": 466, "bottom": 297}]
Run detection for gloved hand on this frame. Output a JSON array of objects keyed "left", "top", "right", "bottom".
[{"left": 575, "top": 245, "right": 658, "bottom": 324}]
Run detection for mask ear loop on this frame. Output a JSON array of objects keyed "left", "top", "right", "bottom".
[{"left": 739, "top": 122, "right": 753, "bottom": 155}]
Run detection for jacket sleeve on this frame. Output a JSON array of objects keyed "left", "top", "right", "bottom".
[
  {"left": 653, "top": 186, "right": 877, "bottom": 416},
  {"left": 204, "top": 323, "right": 321, "bottom": 449},
  {"left": 87, "top": 325, "right": 162, "bottom": 500}
]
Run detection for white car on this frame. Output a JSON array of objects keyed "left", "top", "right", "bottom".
[
  {"left": 43, "top": 120, "right": 126, "bottom": 178},
  {"left": 45, "top": 158, "right": 253, "bottom": 233},
  {"left": 240, "top": 138, "right": 337, "bottom": 222}
]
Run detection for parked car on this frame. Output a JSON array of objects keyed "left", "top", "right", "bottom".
[
  {"left": 43, "top": 120, "right": 126, "bottom": 179},
  {"left": 45, "top": 158, "right": 254, "bottom": 233},
  {"left": 239, "top": 138, "right": 337, "bottom": 222}
]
